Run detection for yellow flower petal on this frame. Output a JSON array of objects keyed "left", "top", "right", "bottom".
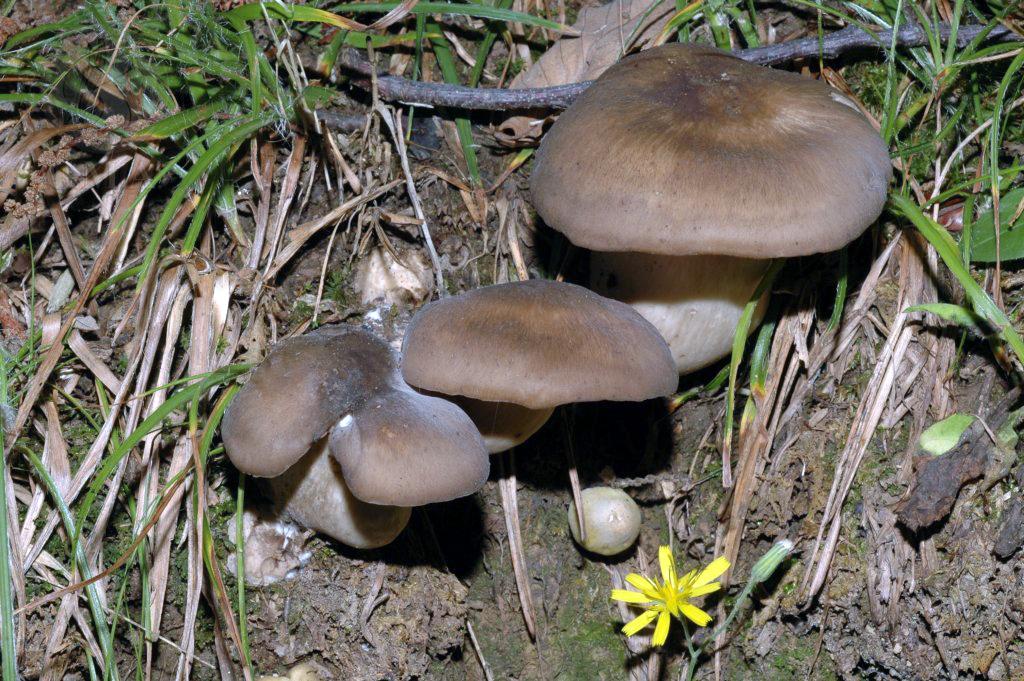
[
  {"left": 679, "top": 602, "right": 713, "bottom": 627},
  {"left": 652, "top": 611, "right": 672, "bottom": 646},
  {"left": 611, "top": 589, "right": 652, "bottom": 604},
  {"left": 659, "top": 545, "right": 676, "bottom": 584},
  {"left": 678, "top": 568, "right": 698, "bottom": 589},
  {"left": 625, "top": 573, "right": 660, "bottom": 599},
  {"left": 622, "top": 609, "right": 658, "bottom": 637},
  {"left": 687, "top": 582, "right": 722, "bottom": 598},
  {"left": 691, "top": 557, "right": 730, "bottom": 589}
]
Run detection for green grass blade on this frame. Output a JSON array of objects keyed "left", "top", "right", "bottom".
[
  {"left": 134, "top": 99, "right": 231, "bottom": 140},
  {"left": 235, "top": 474, "right": 252, "bottom": 675},
  {"left": 72, "top": 364, "right": 251, "bottom": 550},
  {"left": 0, "top": 354, "right": 17, "bottom": 681},
  {"left": 892, "top": 194, "right": 1024, "bottom": 367},
  {"left": 327, "top": 1, "right": 570, "bottom": 31},
  {"left": 723, "top": 260, "right": 783, "bottom": 465},
  {"left": 21, "top": 447, "right": 119, "bottom": 680},
  {"left": 827, "top": 248, "right": 849, "bottom": 332},
  {"left": 137, "top": 113, "right": 273, "bottom": 287},
  {"left": 429, "top": 23, "right": 480, "bottom": 185},
  {"left": 469, "top": 0, "right": 514, "bottom": 87}
]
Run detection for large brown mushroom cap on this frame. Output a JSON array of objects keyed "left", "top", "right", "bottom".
[
  {"left": 221, "top": 326, "right": 391, "bottom": 478},
  {"left": 401, "top": 280, "right": 677, "bottom": 409},
  {"left": 530, "top": 43, "right": 892, "bottom": 258}
]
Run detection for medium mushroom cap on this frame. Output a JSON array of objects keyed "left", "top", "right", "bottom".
[
  {"left": 530, "top": 43, "right": 892, "bottom": 258},
  {"left": 329, "top": 387, "right": 490, "bottom": 506},
  {"left": 401, "top": 280, "right": 677, "bottom": 410},
  {"left": 221, "top": 326, "right": 391, "bottom": 478}
]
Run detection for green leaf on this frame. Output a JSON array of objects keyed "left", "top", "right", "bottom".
[
  {"left": 298, "top": 85, "right": 337, "bottom": 110},
  {"left": 328, "top": 1, "right": 571, "bottom": 31},
  {"left": 907, "top": 303, "right": 984, "bottom": 329},
  {"left": 134, "top": 99, "right": 230, "bottom": 140},
  {"left": 969, "top": 187, "right": 1024, "bottom": 262},
  {"left": 919, "top": 413, "right": 975, "bottom": 456}
]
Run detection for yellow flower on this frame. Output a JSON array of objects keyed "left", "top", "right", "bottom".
[{"left": 610, "top": 546, "right": 730, "bottom": 646}]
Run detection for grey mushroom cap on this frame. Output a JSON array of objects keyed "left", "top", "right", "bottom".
[
  {"left": 401, "top": 279, "right": 677, "bottom": 410},
  {"left": 530, "top": 43, "right": 892, "bottom": 258},
  {"left": 222, "top": 325, "right": 490, "bottom": 507},
  {"left": 221, "top": 326, "right": 391, "bottom": 478},
  {"left": 329, "top": 387, "right": 490, "bottom": 506}
]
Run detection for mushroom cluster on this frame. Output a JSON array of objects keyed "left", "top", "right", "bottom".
[
  {"left": 531, "top": 43, "right": 892, "bottom": 373},
  {"left": 221, "top": 325, "right": 488, "bottom": 549},
  {"left": 222, "top": 40, "right": 893, "bottom": 577}
]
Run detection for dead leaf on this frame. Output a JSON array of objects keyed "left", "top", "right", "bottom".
[{"left": 499, "top": 0, "right": 674, "bottom": 141}]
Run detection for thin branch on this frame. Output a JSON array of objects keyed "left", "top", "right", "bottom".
[{"left": 333, "top": 22, "right": 1015, "bottom": 112}]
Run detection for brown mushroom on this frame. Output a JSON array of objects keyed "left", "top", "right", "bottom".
[
  {"left": 222, "top": 325, "right": 488, "bottom": 548},
  {"left": 401, "top": 279, "right": 677, "bottom": 452},
  {"left": 530, "top": 43, "right": 892, "bottom": 373}
]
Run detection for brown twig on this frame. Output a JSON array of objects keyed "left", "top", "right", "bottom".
[{"left": 331, "top": 23, "right": 1014, "bottom": 112}]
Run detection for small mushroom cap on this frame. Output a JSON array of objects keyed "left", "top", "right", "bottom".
[
  {"left": 329, "top": 388, "right": 490, "bottom": 506},
  {"left": 568, "top": 487, "right": 642, "bottom": 556},
  {"left": 221, "top": 326, "right": 391, "bottom": 478},
  {"left": 268, "top": 439, "right": 411, "bottom": 549},
  {"left": 401, "top": 280, "right": 677, "bottom": 409},
  {"left": 530, "top": 43, "right": 892, "bottom": 258}
]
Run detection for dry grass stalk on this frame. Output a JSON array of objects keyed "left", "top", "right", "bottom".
[
  {"left": 802, "top": 236, "right": 930, "bottom": 600},
  {"left": 606, "top": 551, "right": 661, "bottom": 681},
  {"left": 497, "top": 450, "right": 537, "bottom": 640},
  {"left": 374, "top": 103, "right": 445, "bottom": 295}
]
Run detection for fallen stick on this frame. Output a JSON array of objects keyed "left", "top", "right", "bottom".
[{"left": 333, "top": 22, "right": 1015, "bottom": 112}]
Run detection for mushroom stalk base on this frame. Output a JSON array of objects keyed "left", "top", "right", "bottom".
[
  {"left": 447, "top": 396, "right": 555, "bottom": 454},
  {"left": 266, "top": 439, "right": 411, "bottom": 549},
  {"left": 591, "top": 252, "right": 771, "bottom": 375}
]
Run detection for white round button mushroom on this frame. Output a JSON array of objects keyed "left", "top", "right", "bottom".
[{"left": 568, "top": 487, "right": 642, "bottom": 556}]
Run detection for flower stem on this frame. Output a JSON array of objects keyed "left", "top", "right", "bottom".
[
  {"left": 681, "top": 581, "right": 758, "bottom": 681},
  {"left": 682, "top": 620, "right": 700, "bottom": 681}
]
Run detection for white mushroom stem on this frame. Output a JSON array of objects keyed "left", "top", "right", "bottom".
[
  {"left": 266, "top": 439, "right": 411, "bottom": 549},
  {"left": 448, "top": 396, "right": 554, "bottom": 454},
  {"left": 498, "top": 450, "right": 537, "bottom": 640},
  {"left": 590, "top": 252, "right": 771, "bottom": 374}
]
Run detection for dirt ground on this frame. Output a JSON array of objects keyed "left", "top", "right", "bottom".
[{"left": 3, "top": 0, "right": 1024, "bottom": 680}]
